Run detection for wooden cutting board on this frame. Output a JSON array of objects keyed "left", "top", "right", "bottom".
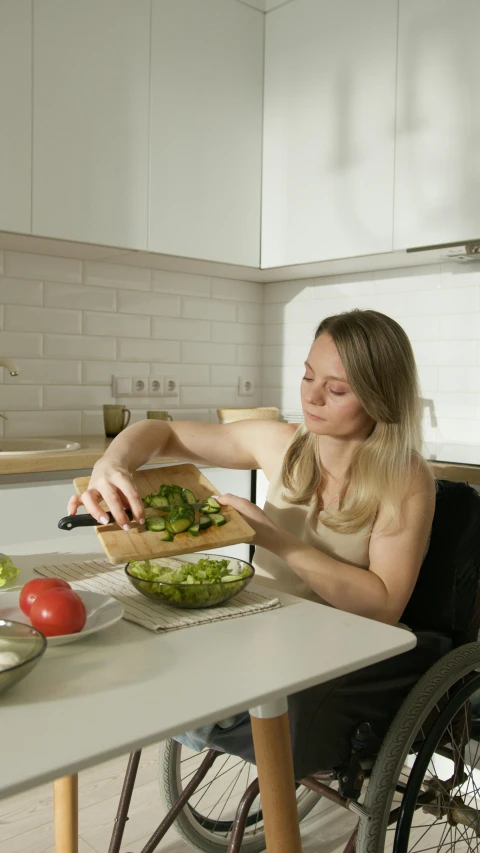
[{"left": 73, "top": 464, "right": 255, "bottom": 564}]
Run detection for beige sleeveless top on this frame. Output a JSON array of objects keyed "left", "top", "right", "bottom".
[{"left": 253, "top": 427, "right": 373, "bottom": 604}]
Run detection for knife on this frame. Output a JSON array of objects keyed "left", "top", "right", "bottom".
[{"left": 58, "top": 502, "right": 225, "bottom": 530}]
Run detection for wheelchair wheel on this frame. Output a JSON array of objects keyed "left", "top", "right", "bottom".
[
  {"left": 358, "top": 643, "right": 480, "bottom": 853},
  {"left": 158, "top": 739, "right": 320, "bottom": 852}
]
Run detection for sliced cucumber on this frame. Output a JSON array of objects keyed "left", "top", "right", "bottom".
[
  {"left": 188, "top": 523, "right": 200, "bottom": 537},
  {"left": 210, "top": 513, "right": 226, "bottom": 527},
  {"left": 150, "top": 495, "right": 169, "bottom": 509},
  {"left": 198, "top": 514, "right": 212, "bottom": 530},
  {"left": 182, "top": 488, "right": 198, "bottom": 505},
  {"left": 161, "top": 530, "right": 174, "bottom": 542},
  {"left": 144, "top": 517, "right": 166, "bottom": 532},
  {"left": 205, "top": 497, "right": 221, "bottom": 512},
  {"left": 142, "top": 494, "right": 153, "bottom": 507},
  {"left": 168, "top": 506, "right": 195, "bottom": 524},
  {"left": 169, "top": 517, "right": 192, "bottom": 534}
]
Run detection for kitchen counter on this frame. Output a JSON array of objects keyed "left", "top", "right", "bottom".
[
  {"left": 0, "top": 434, "right": 479, "bottom": 486},
  {"left": 0, "top": 435, "right": 170, "bottom": 476}
]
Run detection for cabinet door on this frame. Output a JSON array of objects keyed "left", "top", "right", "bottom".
[
  {"left": 33, "top": 0, "right": 150, "bottom": 249},
  {"left": 262, "top": 0, "right": 397, "bottom": 267},
  {"left": 149, "top": 0, "right": 263, "bottom": 266},
  {"left": 394, "top": 0, "right": 480, "bottom": 249},
  {"left": 0, "top": 0, "right": 32, "bottom": 234}
]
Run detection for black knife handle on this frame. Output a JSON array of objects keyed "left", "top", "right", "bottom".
[{"left": 58, "top": 510, "right": 133, "bottom": 530}]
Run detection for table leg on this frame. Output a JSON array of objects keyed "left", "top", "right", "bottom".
[
  {"left": 53, "top": 775, "right": 78, "bottom": 853},
  {"left": 249, "top": 697, "right": 302, "bottom": 853}
]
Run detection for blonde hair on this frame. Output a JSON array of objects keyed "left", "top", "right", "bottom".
[{"left": 281, "top": 309, "right": 431, "bottom": 534}]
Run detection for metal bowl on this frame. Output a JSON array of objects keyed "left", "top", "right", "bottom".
[
  {"left": 0, "top": 620, "right": 47, "bottom": 696},
  {"left": 125, "top": 554, "right": 255, "bottom": 609}
]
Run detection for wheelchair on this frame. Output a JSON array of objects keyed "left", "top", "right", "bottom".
[{"left": 108, "top": 479, "right": 480, "bottom": 853}]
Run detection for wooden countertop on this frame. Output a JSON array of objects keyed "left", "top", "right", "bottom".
[
  {"left": 0, "top": 435, "right": 169, "bottom": 476},
  {"left": 0, "top": 435, "right": 479, "bottom": 485}
]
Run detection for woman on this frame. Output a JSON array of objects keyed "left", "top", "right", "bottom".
[{"left": 68, "top": 309, "right": 449, "bottom": 776}]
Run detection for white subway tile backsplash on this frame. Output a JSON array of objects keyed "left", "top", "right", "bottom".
[
  {"left": 45, "top": 334, "right": 116, "bottom": 360},
  {"left": 118, "top": 290, "right": 181, "bottom": 317},
  {"left": 4, "top": 252, "right": 82, "bottom": 283},
  {"left": 211, "top": 322, "right": 261, "bottom": 345},
  {"left": 82, "top": 361, "right": 150, "bottom": 384},
  {"left": 264, "top": 280, "right": 313, "bottom": 304},
  {"left": 182, "top": 342, "right": 236, "bottom": 365},
  {"left": 407, "top": 287, "right": 478, "bottom": 316},
  {"left": 0, "top": 277, "right": 43, "bottom": 306},
  {"left": 44, "top": 385, "right": 112, "bottom": 410},
  {"left": 174, "top": 409, "right": 211, "bottom": 423},
  {"left": 4, "top": 410, "right": 81, "bottom": 437},
  {"left": 417, "top": 365, "right": 438, "bottom": 393},
  {"left": 152, "top": 270, "right": 211, "bottom": 298},
  {"left": 238, "top": 302, "right": 264, "bottom": 324},
  {"left": 413, "top": 340, "right": 476, "bottom": 367},
  {"left": 429, "top": 393, "right": 476, "bottom": 420},
  {"left": 118, "top": 339, "right": 180, "bottom": 362},
  {"left": 83, "top": 311, "right": 150, "bottom": 338},
  {"left": 439, "top": 314, "right": 480, "bottom": 340},
  {"left": 211, "top": 277, "right": 263, "bottom": 304},
  {"left": 151, "top": 363, "right": 210, "bottom": 386},
  {"left": 84, "top": 262, "right": 150, "bottom": 291},
  {"left": 401, "top": 316, "right": 441, "bottom": 341},
  {"left": 0, "top": 386, "right": 42, "bottom": 410},
  {"left": 182, "top": 297, "right": 236, "bottom": 323},
  {"left": 152, "top": 317, "right": 210, "bottom": 342},
  {"left": 180, "top": 386, "right": 236, "bottom": 407},
  {"left": 210, "top": 365, "right": 262, "bottom": 386},
  {"left": 440, "top": 263, "right": 480, "bottom": 289},
  {"left": 4, "top": 359, "right": 81, "bottom": 385},
  {"left": 5, "top": 305, "right": 82, "bottom": 335},
  {"left": 237, "top": 344, "right": 264, "bottom": 366},
  {"left": 0, "top": 330, "right": 43, "bottom": 358},
  {"left": 44, "top": 282, "right": 116, "bottom": 312},
  {"left": 438, "top": 365, "right": 480, "bottom": 394}
]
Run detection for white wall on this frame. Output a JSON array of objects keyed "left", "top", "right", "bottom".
[
  {"left": 0, "top": 251, "right": 263, "bottom": 436},
  {"left": 263, "top": 263, "right": 480, "bottom": 447}
]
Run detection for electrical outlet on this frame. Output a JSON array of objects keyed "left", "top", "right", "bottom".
[
  {"left": 148, "top": 376, "right": 164, "bottom": 396},
  {"left": 132, "top": 377, "right": 148, "bottom": 396},
  {"left": 112, "top": 376, "right": 132, "bottom": 397},
  {"left": 238, "top": 376, "right": 255, "bottom": 396},
  {"left": 164, "top": 376, "right": 179, "bottom": 396}
]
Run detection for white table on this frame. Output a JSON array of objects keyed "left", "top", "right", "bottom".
[{"left": 0, "top": 535, "right": 416, "bottom": 852}]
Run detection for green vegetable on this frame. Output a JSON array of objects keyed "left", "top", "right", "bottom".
[
  {"left": 188, "top": 523, "right": 200, "bottom": 536},
  {"left": 149, "top": 495, "right": 169, "bottom": 509},
  {"left": 198, "top": 514, "right": 212, "bottom": 530},
  {"left": 144, "top": 517, "right": 166, "bottom": 532},
  {"left": 0, "top": 553, "right": 20, "bottom": 588},
  {"left": 161, "top": 530, "right": 174, "bottom": 542},
  {"left": 182, "top": 488, "right": 198, "bottom": 504},
  {"left": 210, "top": 513, "right": 226, "bottom": 527},
  {"left": 127, "top": 557, "right": 251, "bottom": 607}
]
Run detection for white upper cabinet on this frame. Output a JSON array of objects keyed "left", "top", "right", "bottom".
[
  {"left": 394, "top": 0, "right": 480, "bottom": 250},
  {"left": 148, "top": 0, "right": 264, "bottom": 267},
  {"left": 32, "top": 0, "right": 150, "bottom": 250},
  {"left": 0, "top": 1, "right": 32, "bottom": 234},
  {"left": 261, "top": 0, "right": 398, "bottom": 268}
]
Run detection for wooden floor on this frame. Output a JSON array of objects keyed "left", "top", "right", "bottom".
[{"left": 0, "top": 745, "right": 355, "bottom": 853}]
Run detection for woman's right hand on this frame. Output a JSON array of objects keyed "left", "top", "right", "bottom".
[{"left": 66, "top": 461, "right": 145, "bottom": 529}]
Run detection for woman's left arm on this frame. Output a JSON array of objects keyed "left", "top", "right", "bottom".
[{"left": 216, "top": 470, "right": 435, "bottom": 624}]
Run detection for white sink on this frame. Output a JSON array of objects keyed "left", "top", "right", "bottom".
[{"left": 0, "top": 439, "right": 81, "bottom": 456}]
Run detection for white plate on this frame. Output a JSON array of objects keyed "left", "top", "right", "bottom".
[{"left": 0, "top": 590, "right": 124, "bottom": 646}]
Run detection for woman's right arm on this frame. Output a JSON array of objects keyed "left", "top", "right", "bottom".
[{"left": 67, "top": 419, "right": 295, "bottom": 528}]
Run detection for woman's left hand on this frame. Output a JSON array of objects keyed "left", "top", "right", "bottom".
[{"left": 213, "top": 494, "right": 279, "bottom": 549}]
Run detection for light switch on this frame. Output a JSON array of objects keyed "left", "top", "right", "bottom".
[{"left": 113, "top": 376, "right": 132, "bottom": 396}]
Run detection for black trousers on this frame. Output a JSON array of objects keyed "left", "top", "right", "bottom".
[{"left": 202, "top": 631, "right": 451, "bottom": 779}]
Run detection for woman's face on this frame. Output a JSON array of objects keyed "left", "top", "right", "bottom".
[{"left": 301, "top": 333, "right": 375, "bottom": 440}]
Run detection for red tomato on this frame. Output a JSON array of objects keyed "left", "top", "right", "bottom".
[
  {"left": 19, "top": 578, "right": 71, "bottom": 616},
  {"left": 30, "top": 588, "right": 87, "bottom": 637}
]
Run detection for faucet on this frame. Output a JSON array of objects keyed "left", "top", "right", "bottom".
[
  {"left": 0, "top": 358, "right": 19, "bottom": 377},
  {"left": 420, "top": 397, "right": 438, "bottom": 429}
]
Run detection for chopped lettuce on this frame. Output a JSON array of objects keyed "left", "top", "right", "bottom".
[
  {"left": 0, "top": 553, "right": 20, "bottom": 588},
  {"left": 127, "top": 557, "right": 252, "bottom": 608}
]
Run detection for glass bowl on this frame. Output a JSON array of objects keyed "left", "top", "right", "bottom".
[
  {"left": 0, "top": 620, "right": 47, "bottom": 696},
  {"left": 125, "top": 555, "right": 255, "bottom": 609}
]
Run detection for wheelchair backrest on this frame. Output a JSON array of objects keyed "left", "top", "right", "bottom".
[{"left": 400, "top": 479, "right": 480, "bottom": 645}]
